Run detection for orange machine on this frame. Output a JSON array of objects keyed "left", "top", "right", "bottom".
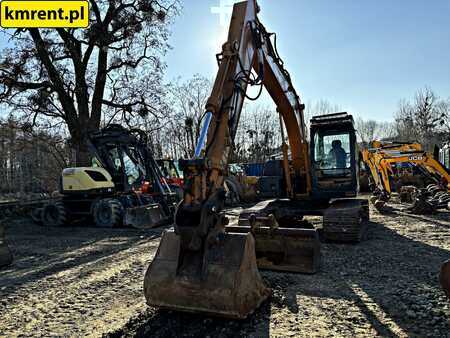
[
  {"left": 144, "top": 0, "right": 369, "bottom": 318},
  {"left": 362, "top": 141, "right": 450, "bottom": 209}
]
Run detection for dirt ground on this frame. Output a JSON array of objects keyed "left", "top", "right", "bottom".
[{"left": 1, "top": 198, "right": 449, "bottom": 337}]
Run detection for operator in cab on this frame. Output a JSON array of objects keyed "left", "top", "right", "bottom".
[{"left": 329, "top": 140, "right": 347, "bottom": 168}]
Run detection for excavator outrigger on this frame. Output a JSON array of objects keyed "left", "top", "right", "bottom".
[{"left": 144, "top": 0, "right": 368, "bottom": 318}]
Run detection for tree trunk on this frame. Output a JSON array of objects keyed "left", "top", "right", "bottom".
[
  {"left": 75, "top": 144, "right": 91, "bottom": 167},
  {"left": 72, "top": 133, "right": 91, "bottom": 167}
]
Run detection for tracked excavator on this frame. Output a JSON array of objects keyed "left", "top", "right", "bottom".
[
  {"left": 144, "top": 0, "right": 368, "bottom": 318},
  {"left": 362, "top": 141, "right": 450, "bottom": 211}
]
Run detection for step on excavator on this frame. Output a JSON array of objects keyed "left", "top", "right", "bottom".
[{"left": 144, "top": 0, "right": 368, "bottom": 318}]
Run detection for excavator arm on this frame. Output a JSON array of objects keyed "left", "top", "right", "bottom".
[
  {"left": 177, "top": 0, "right": 310, "bottom": 248},
  {"left": 144, "top": 0, "right": 312, "bottom": 319}
]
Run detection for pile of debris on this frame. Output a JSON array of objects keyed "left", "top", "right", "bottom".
[{"left": 401, "top": 184, "right": 450, "bottom": 214}]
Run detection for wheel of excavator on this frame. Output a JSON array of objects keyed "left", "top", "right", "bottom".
[
  {"left": 31, "top": 207, "right": 43, "bottom": 224},
  {"left": 41, "top": 200, "right": 67, "bottom": 227},
  {"left": 92, "top": 198, "right": 123, "bottom": 228}
]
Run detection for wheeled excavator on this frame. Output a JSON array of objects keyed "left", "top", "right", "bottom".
[
  {"left": 362, "top": 141, "right": 450, "bottom": 211},
  {"left": 36, "top": 125, "right": 178, "bottom": 228},
  {"left": 144, "top": 0, "right": 369, "bottom": 319}
]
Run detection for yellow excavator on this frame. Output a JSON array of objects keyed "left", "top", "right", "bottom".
[
  {"left": 144, "top": 0, "right": 369, "bottom": 318},
  {"left": 362, "top": 141, "right": 450, "bottom": 211}
]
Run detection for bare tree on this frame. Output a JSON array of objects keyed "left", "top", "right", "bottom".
[
  {"left": 0, "top": 0, "right": 179, "bottom": 165},
  {"left": 0, "top": 116, "right": 70, "bottom": 194},
  {"left": 394, "top": 87, "right": 448, "bottom": 149},
  {"left": 162, "top": 74, "right": 213, "bottom": 157},
  {"left": 304, "top": 99, "right": 341, "bottom": 121},
  {"left": 355, "top": 118, "right": 379, "bottom": 145},
  {"left": 354, "top": 117, "right": 396, "bottom": 145},
  {"left": 232, "top": 105, "right": 281, "bottom": 163}
]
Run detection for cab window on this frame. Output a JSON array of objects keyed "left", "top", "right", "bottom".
[{"left": 314, "top": 133, "right": 351, "bottom": 169}]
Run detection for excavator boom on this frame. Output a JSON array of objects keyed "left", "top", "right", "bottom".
[{"left": 144, "top": 0, "right": 319, "bottom": 318}]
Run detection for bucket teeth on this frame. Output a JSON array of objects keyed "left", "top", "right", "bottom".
[{"left": 144, "top": 229, "right": 270, "bottom": 319}]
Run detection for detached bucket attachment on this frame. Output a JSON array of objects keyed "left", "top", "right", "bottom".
[
  {"left": 228, "top": 215, "right": 320, "bottom": 274},
  {"left": 0, "top": 223, "right": 12, "bottom": 268},
  {"left": 144, "top": 229, "right": 270, "bottom": 319},
  {"left": 124, "top": 203, "right": 168, "bottom": 229}
]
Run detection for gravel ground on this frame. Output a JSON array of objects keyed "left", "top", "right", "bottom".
[{"left": 1, "top": 198, "right": 449, "bottom": 337}]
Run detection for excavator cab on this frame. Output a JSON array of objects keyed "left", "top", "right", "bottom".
[
  {"left": 310, "top": 113, "right": 369, "bottom": 242},
  {"left": 310, "top": 113, "right": 359, "bottom": 199}
]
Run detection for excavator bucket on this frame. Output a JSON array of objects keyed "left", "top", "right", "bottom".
[
  {"left": 227, "top": 214, "right": 321, "bottom": 274},
  {"left": 123, "top": 203, "right": 168, "bottom": 229},
  {"left": 0, "top": 222, "right": 13, "bottom": 268},
  {"left": 440, "top": 259, "right": 450, "bottom": 298},
  {"left": 144, "top": 229, "right": 270, "bottom": 319}
]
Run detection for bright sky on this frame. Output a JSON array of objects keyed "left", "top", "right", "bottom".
[
  {"left": 165, "top": 0, "right": 450, "bottom": 121},
  {"left": 0, "top": 0, "right": 449, "bottom": 122}
]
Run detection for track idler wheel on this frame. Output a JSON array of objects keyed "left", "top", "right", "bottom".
[{"left": 42, "top": 200, "right": 67, "bottom": 227}]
